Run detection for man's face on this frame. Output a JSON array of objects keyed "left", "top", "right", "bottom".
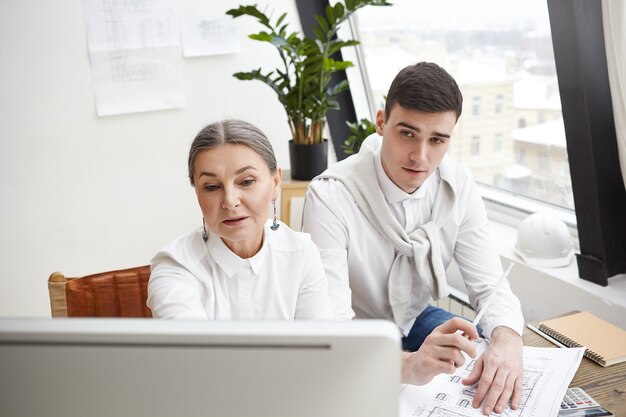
[{"left": 377, "top": 104, "right": 457, "bottom": 193}]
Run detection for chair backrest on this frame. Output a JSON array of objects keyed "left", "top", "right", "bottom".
[{"left": 48, "top": 265, "right": 152, "bottom": 318}]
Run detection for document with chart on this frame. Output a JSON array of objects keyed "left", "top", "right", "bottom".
[
  {"left": 83, "top": 0, "right": 185, "bottom": 116},
  {"left": 400, "top": 338, "right": 584, "bottom": 417}
]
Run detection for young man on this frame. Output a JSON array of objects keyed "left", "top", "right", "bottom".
[{"left": 302, "top": 62, "right": 524, "bottom": 416}]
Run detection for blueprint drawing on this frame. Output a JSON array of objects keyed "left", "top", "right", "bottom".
[{"left": 400, "top": 338, "right": 584, "bottom": 417}]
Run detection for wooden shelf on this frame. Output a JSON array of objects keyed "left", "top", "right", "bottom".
[{"left": 280, "top": 170, "right": 310, "bottom": 228}]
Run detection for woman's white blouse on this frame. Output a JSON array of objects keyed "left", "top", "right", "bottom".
[{"left": 148, "top": 220, "right": 333, "bottom": 320}]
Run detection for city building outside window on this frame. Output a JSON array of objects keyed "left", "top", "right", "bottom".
[
  {"left": 495, "top": 94, "right": 504, "bottom": 114},
  {"left": 494, "top": 133, "right": 503, "bottom": 154},
  {"left": 471, "top": 135, "right": 480, "bottom": 157},
  {"left": 472, "top": 96, "right": 481, "bottom": 116}
]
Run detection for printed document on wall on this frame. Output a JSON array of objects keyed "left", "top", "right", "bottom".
[
  {"left": 83, "top": 0, "right": 185, "bottom": 116},
  {"left": 400, "top": 338, "right": 584, "bottom": 417},
  {"left": 181, "top": 13, "right": 241, "bottom": 57}
]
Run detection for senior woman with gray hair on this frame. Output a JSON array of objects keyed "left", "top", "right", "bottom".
[{"left": 148, "top": 119, "right": 333, "bottom": 320}]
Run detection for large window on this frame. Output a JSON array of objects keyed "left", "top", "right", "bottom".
[{"left": 352, "top": 0, "right": 575, "bottom": 211}]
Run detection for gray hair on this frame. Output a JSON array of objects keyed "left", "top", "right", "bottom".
[{"left": 188, "top": 119, "right": 277, "bottom": 186}]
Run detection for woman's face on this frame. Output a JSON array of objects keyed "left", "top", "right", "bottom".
[{"left": 193, "top": 144, "right": 281, "bottom": 258}]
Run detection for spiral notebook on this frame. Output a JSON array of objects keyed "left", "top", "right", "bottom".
[{"left": 537, "top": 311, "right": 626, "bottom": 367}]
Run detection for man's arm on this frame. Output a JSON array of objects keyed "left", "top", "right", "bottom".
[
  {"left": 453, "top": 175, "right": 525, "bottom": 415},
  {"left": 453, "top": 196, "right": 524, "bottom": 336},
  {"left": 302, "top": 179, "right": 355, "bottom": 320}
]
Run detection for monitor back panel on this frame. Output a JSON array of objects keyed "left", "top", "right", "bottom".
[{"left": 0, "top": 319, "right": 400, "bottom": 417}]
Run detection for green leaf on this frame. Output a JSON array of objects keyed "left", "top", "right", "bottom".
[
  {"left": 328, "top": 39, "right": 359, "bottom": 55},
  {"left": 276, "top": 12, "right": 287, "bottom": 27},
  {"left": 333, "top": 3, "right": 345, "bottom": 20},
  {"left": 270, "top": 35, "right": 295, "bottom": 52},
  {"left": 328, "top": 99, "right": 340, "bottom": 110},
  {"left": 232, "top": 68, "right": 270, "bottom": 81},
  {"left": 312, "top": 25, "right": 326, "bottom": 43},
  {"left": 249, "top": 31, "right": 272, "bottom": 42},
  {"left": 278, "top": 23, "right": 289, "bottom": 37},
  {"left": 302, "top": 37, "right": 321, "bottom": 54},
  {"left": 287, "top": 32, "right": 302, "bottom": 46},
  {"left": 226, "top": 5, "right": 270, "bottom": 27},
  {"left": 324, "top": 57, "right": 353, "bottom": 72},
  {"left": 314, "top": 15, "right": 329, "bottom": 34},
  {"left": 342, "top": 117, "right": 377, "bottom": 154},
  {"left": 233, "top": 69, "right": 286, "bottom": 100},
  {"left": 325, "top": 5, "right": 336, "bottom": 26},
  {"left": 312, "top": 39, "right": 323, "bottom": 54},
  {"left": 327, "top": 79, "right": 350, "bottom": 96}
]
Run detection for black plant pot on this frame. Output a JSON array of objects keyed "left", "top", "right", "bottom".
[{"left": 288, "top": 139, "right": 328, "bottom": 181}]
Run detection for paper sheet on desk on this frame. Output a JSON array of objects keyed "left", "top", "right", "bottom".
[{"left": 399, "top": 338, "right": 584, "bottom": 417}]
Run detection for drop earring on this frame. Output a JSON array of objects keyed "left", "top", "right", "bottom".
[
  {"left": 202, "top": 218, "right": 208, "bottom": 242},
  {"left": 270, "top": 199, "right": 280, "bottom": 231}
]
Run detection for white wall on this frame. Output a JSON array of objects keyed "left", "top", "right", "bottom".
[{"left": 0, "top": 0, "right": 300, "bottom": 316}]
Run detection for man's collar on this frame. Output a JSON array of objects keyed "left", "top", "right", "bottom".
[{"left": 438, "top": 154, "right": 458, "bottom": 192}]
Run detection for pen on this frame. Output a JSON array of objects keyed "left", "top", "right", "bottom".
[
  {"left": 525, "top": 322, "right": 567, "bottom": 348},
  {"left": 472, "top": 262, "right": 515, "bottom": 327}
]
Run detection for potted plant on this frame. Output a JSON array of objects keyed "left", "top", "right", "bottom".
[
  {"left": 342, "top": 117, "right": 377, "bottom": 155},
  {"left": 227, "top": 0, "right": 390, "bottom": 180}
]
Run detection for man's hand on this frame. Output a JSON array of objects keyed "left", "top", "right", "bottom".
[
  {"left": 462, "top": 326, "right": 524, "bottom": 415},
  {"left": 402, "top": 317, "right": 479, "bottom": 386}
]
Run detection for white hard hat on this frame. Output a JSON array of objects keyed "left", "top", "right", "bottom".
[{"left": 516, "top": 212, "right": 574, "bottom": 267}]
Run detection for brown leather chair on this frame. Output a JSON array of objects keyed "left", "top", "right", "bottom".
[{"left": 48, "top": 265, "right": 152, "bottom": 317}]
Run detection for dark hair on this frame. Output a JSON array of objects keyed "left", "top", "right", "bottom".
[
  {"left": 384, "top": 62, "right": 463, "bottom": 120},
  {"left": 188, "top": 119, "right": 277, "bottom": 186}
]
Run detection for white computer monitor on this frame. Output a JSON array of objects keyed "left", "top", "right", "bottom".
[{"left": 0, "top": 318, "right": 400, "bottom": 417}]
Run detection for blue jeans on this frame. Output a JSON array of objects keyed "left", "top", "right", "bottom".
[{"left": 401, "top": 305, "right": 483, "bottom": 352}]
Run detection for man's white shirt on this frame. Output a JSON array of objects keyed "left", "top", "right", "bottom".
[
  {"left": 302, "top": 135, "right": 524, "bottom": 338},
  {"left": 148, "top": 220, "right": 333, "bottom": 320}
]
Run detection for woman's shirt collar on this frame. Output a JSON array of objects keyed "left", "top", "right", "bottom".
[{"left": 205, "top": 224, "right": 270, "bottom": 277}]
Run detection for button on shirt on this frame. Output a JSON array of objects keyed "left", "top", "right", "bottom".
[
  {"left": 148, "top": 220, "right": 333, "bottom": 320},
  {"left": 303, "top": 139, "right": 524, "bottom": 338}
]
